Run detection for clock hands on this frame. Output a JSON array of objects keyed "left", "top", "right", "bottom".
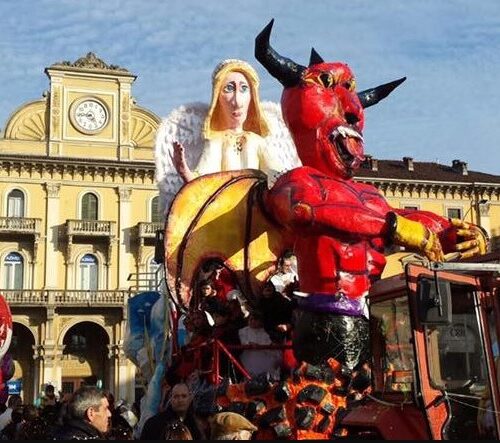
[{"left": 77, "top": 111, "right": 96, "bottom": 122}]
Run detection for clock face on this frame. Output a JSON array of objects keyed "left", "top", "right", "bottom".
[{"left": 71, "top": 98, "right": 109, "bottom": 134}]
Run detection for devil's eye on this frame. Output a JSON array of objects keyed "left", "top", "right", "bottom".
[
  {"left": 343, "top": 80, "right": 355, "bottom": 91},
  {"left": 319, "top": 73, "right": 333, "bottom": 88}
]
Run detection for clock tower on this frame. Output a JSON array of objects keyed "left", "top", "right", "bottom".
[{"left": 44, "top": 52, "right": 157, "bottom": 160}]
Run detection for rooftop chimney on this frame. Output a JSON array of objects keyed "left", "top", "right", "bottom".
[
  {"left": 452, "top": 159, "right": 468, "bottom": 176},
  {"left": 362, "top": 154, "right": 372, "bottom": 169},
  {"left": 362, "top": 154, "right": 378, "bottom": 171},
  {"left": 403, "top": 156, "right": 414, "bottom": 171}
]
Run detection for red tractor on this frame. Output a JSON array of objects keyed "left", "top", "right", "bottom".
[{"left": 339, "top": 254, "right": 500, "bottom": 440}]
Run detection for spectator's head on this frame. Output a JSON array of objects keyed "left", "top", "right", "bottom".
[
  {"left": 11, "top": 406, "right": 24, "bottom": 424},
  {"left": 213, "top": 306, "right": 229, "bottom": 326},
  {"left": 262, "top": 280, "right": 277, "bottom": 298},
  {"left": 248, "top": 311, "right": 264, "bottom": 329},
  {"left": 164, "top": 419, "right": 193, "bottom": 440},
  {"left": 199, "top": 280, "right": 216, "bottom": 298},
  {"left": 23, "top": 404, "right": 39, "bottom": 421},
  {"left": 169, "top": 383, "right": 193, "bottom": 418},
  {"left": 280, "top": 258, "right": 294, "bottom": 274},
  {"left": 213, "top": 263, "right": 224, "bottom": 279},
  {"left": 200, "top": 259, "right": 224, "bottom": 279},
  {"left": 278, "top": 249, "right": 296, "bottom": 274},
  {"left": 209, "top": 412, "right": 257, "bottom": 440},
  {"left": 227, "top": 299, "right": 243, "bottom": 317},
  {"left": 190, "top": 309, "right": 211, "bottom": 334},
  {"left": 104, "top": 390, "right": 115, "bottom": 412},
  {"left": 61, "top": 392, "right": 73, "bottom": 404},
  {"left": 68, "top": 386, "right": 111, "bottom": 435},
  {"left": 44, "top": 384, "right": 55, "bottom": 396},
  {"left": 7, "top": 394, "right": 22, "bottom": 409}
]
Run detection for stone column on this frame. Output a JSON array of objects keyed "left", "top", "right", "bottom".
[
  {"left": 117, "top": 187, "right": 132, "bottom": 289},
  {"left": 107, "top": 342, "right": 135, "bottom": 402},
  {"left": 32, "top": 344, "right": 44, "bottom": 402},
  {"left": 44, "top": 183, "right": 61, "bottom": 288},
  {"left": 38, "top": 343, "right": 64, "bottom": 394}
]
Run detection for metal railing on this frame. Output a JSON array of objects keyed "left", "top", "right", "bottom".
[
  {"left": 172, "top": 339, "right": 293, "bottom": 385},
  {"left": 0, "top": 217, "right": 42, "bottom": 234},
  {"left": 66, "top": 219, "right": 116, "bottom": 237},
  {"left": 1, "top": 289, "right": 128, "bottom": 306},
  {"left": 127, "top": 264, "right": 164, "bottom": 292}
]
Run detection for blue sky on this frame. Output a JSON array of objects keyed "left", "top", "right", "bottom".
[{"left": 1, "top": 0, "right": 499, "bottom": 174}]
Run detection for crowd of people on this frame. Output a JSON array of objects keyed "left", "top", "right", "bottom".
[
  {"left": 0, "top": 384, "right": 140, "bottom": 440},
  {"left": 167, "top": 250, "right": 300, "bottom": 387},
  {"left": 140, "top": 382, "right": 258, "bottom": 440},
  {"left": 0, "top": 382, "right": 258, "bottom": 440}
]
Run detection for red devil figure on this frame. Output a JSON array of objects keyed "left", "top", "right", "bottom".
[{"left": 255, "top": 20, "right": 488, "bottom": 369}]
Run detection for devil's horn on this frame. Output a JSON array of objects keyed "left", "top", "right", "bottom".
[
  {"left": 255, "top": 19, "right": 306, "bottom": 88},
  {"left": 357, "top": 77, "right": 406, "bottom": 108},
  {"left": 309, "top": 48, "right": 324, "bottom": 66}
]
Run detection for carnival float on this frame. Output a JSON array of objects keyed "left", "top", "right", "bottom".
[{"left": 124, "top": 20, "right": 498, "bottom": 440}]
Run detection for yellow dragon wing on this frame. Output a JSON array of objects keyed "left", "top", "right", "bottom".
[{"left": 165, "top": 169, "right": 288, "bottom": 309}]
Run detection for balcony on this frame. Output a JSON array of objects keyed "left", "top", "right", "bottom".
[
  {"left": 137, "top": 222, "right": 163, "bottom": 239},
  {"left": 66, "top": 219, "right": 116, "bottom": 238},
  {"left": 0, "top": 217, "right": 42, "bottom": 236},
  {"left": 2, "top": 289, "right": 128, "bottom": 307}
]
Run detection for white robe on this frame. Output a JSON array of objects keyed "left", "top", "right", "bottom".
[{"left": 194, "top": 131, "right": 283, "bottom": 187}]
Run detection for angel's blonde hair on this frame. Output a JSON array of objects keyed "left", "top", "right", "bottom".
[{"left": 203, "top": 59, "right": 270, "bottom": 139}]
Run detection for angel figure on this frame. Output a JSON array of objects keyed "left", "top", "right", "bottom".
[{"left": 155, "top": 59, "right": 301, "bottom": 220}]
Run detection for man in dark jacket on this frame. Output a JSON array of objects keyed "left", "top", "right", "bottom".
[
  {"left": 52, "top": 386, "right": 111, "bottom": 440},
  {"left": 140, "top": 382, "right": 204, "bottom": 440}
]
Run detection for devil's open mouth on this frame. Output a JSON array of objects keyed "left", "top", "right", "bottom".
[{"left": 329, "top": 125, "right": 363, "bottom": 167}]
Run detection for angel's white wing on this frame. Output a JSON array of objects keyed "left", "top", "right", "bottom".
[
  {"left": 154, "top": 100, "right": 300, "bottom": 221},
  {"left": 155, "top": 102, "right": 208, "bottom": 220},
  {"left": 261, "top": 100, "right": 302, "bottom": 172}
]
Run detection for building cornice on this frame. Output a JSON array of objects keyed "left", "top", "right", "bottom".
[
  {"left": 356, "top": 176, "right": 500, "bottom": 199},
  {"left": 46, "top": 52, "right": 136, "bottom": 80},
  {"left": 0, "top": 154, "right": 155, "bottom": 184}
]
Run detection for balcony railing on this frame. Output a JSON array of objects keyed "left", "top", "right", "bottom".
[
  {"left": 66, "top": 219, "right": 116, "bottom": 237},
  {"left": 1, "top": 289, "right": 128, "bottom": 306},
  {"left": 137, "top": 222, "right": 163, "bottom": 239},
  {"left": 0, "top": 217, "right": 42, "bottom": 235}
]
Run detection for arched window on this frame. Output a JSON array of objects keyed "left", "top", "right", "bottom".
[
  {"left": 151, "top": 196, "right": 160, "bottom": 223},
  {"left": 7, "top": 189, "right": 25, "bottom": 217},
  {"left": 81, "top": 193, "right": 98, "bottom": 220},
  {"left": 3, "top": 252, "right": 24, "bottom": 289},
  {"left": 79, "top": 254, "right": 98, "bottom": 290}
]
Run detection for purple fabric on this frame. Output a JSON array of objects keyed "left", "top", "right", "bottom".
[{"left": 296, "top": 293, "right": 365, "bottom": 317}]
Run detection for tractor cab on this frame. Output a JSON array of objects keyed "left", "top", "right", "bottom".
[{"left": 340, "top": 255, "right": 500, "bottom": 440}]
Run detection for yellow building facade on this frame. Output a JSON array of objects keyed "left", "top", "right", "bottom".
[
  {"left": 356, "top": 156, "right": 500, "bottom": 259},
  {"left": 0, "top": 53, "right": 161, "bottom": 403}
]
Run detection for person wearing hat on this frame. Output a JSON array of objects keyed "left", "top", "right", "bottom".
[{"left": 209, "top": 412, "right": 257, "bottom": 440}]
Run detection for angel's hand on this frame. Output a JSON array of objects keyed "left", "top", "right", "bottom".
[
  {"left": 170, "top": 141, "right": 193, "bottom": 182},
  {"left": 450, "top": 218, "right": 489, "bottom": 259}
]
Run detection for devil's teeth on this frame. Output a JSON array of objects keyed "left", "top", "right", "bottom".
[{"left": 331, "top": 126, "right": 363, "bottom": 142}]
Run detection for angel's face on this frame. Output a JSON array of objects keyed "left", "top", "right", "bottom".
[{"left": 217, "top": 71, "right": 251, "bottom": 132}]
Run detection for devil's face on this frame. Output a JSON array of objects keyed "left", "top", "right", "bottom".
[
  {"left": 282, "top": 62, "right": 365, "bottom": 179},
  {"left": 255, "top": 19, "right": 405, "bottom": 180}
]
